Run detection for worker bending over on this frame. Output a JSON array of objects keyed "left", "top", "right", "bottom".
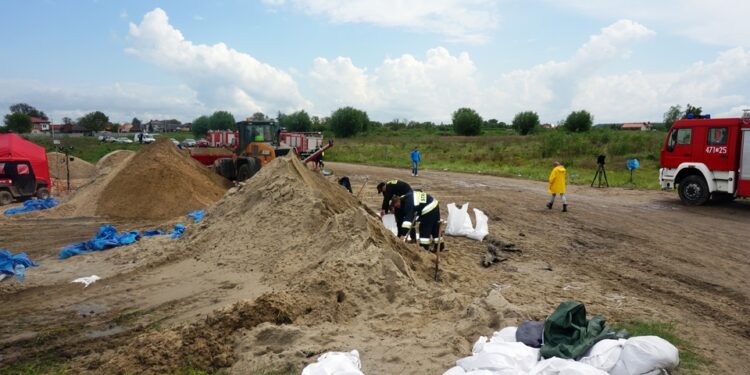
[
  {"left": 377, "top": 179, "right": 412, "bottom": 217},
  {"left": 392, "top": 191, "right": 444, "bottom": 252}
]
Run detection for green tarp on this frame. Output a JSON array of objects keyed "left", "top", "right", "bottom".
[{"left": 540, "top": 300, "right": 626, "bottom": 359}]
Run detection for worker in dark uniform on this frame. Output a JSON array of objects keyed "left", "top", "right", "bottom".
[
  {"left": 392, "top": 191, "right": 444, "bottom": 251},
  {"left": 378, "top": 179, "right": 414, "bottom": 241},
  {"left": 377, "top": 179, "right": 412, "bottom": 217}
]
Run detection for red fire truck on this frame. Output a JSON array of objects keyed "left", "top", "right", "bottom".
[{"left": 659, "top": 111, "right": 750, "bottom": 205}]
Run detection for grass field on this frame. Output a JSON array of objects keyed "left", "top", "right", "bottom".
[{"left": 326, "top": 128, "right": 666, "bottom": 189}]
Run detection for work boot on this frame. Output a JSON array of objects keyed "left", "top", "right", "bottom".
[
  {"left": 546, "top": 202, "right": 553, "bottom": 210},
  {"left": 562, "top": 204, "right": 568, "bottom": 212}
]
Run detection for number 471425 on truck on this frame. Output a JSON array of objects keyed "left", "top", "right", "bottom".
[{"left": 659, "top": 110, "right": 750, "bottom": 205}]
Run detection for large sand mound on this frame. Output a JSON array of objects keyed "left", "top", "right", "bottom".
[
  {"left": 47, "top": 152, "right": 97, "bottom": 179},
  {"left": 96, "top": 139, "right": 231, "bottom": 220},
  {"left": 85, "top": 155, "right": 453, "bottom": 374},
  {"left": 37, "top": 140, "right": 230, "bottom": 220}
]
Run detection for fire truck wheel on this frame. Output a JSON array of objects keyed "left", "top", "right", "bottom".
[
  {"left": 36, "top": 187, "right": 50, "bottom": 199},
  {"left": 0, "top": 190, "right": 12, "bottom": 206},
  {"left": 678, "top": 175, "right": 709, "bottom": 206}
]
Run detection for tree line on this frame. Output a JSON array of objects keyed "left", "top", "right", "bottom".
[{"left": 2, "top": 101, "right": 703, "bottom": 137}]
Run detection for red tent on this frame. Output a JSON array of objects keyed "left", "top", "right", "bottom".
[{"left": 0, "top": 134, "right": 51, "bottom": 190}]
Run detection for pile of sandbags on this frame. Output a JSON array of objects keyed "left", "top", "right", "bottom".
[
  {"left": 444, "top": 301, "right": 680, "bottom": 375},
  {"left": 445, "top": 203, "right": 489, "bottom": 241}
]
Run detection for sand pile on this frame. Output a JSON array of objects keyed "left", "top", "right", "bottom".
[
  {"left": 47, "top": 152, "right": 96, "bottom": 179},
  {"left": 96, "top": 150, "right": 135, "bottom": 172},
  {"left": 85, "top": 155, "right": 442, "bottom": 374},
  {"left": 38, "top": 140, "right": 229, "bottom": 220},
  {"left": 96, "top": 139, "right": 231, "bottom": 220}
]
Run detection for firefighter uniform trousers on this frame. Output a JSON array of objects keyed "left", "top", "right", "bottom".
[{"left": 417, "top": 205, "right": 442, "bottom": 249}]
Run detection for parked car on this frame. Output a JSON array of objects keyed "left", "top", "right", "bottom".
[
  {"left": 97, "top": 132, "right": 114, "bottom": 142},
  {"left": 183, "top": 138, "right": 197, "bottom": 147},
  {"left": 133, "top": 132, "right": 156, "bottom": 144},
  {"left": 196, "top": 138, "right": 210, "bottom": 147},
  {"left": 115, "top": 137, "right": 133, "bottom": 144},
  {"left": 170, "top": 138, "right": 180, "bottom": 146}
]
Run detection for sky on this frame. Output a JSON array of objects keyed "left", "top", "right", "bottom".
[{"left": 1, "top": 0, "right": 750, "bottom": 125}]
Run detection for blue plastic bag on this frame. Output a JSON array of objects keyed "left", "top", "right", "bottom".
[{"left": 170, "top": 224, "right": 186, "bottom": 239}]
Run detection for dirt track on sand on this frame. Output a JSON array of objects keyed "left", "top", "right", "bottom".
[{"left": 0, "top": 160, "right": 747, "bottom": 374}]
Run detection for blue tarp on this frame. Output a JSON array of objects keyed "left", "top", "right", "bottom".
[
  {"left": 59, "top": 225, "right": 141, "bottom": 260},
  {"left": 0, "top": 250, "right": 39, "bottom": 278},
  {"left": 3, "top": 198, "right": 59, "bottom": 216},
  {"left": 187, "top": 210, "right": 205, "bottom": 223},
  {"left": 143, "top": 230, "right": 166, "bottom": 237},
  {"left": 170, "top": 224, "right": 186, "bottom": 239}
]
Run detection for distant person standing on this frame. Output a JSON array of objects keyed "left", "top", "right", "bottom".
[
  {"left": 546, "top": 162, "right": 568, "bottom": 212},
  {"left": 138, "top": 133, "right": 143, "bottom": 144},
  {"left": 410, "top": 146, "right": 422, "bottom": 176}
]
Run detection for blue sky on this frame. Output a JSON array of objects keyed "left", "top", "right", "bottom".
[{"left": 1, "top": 0, "right": 749, "bottom": 124}]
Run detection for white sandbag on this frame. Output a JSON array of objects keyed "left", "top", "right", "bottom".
[
  {"left": 382, "top": 214, "right": 398, "bottom": 236},
  {"left": 457, "top": 341, "right": 539, "bottom": 374},
  {"left": 467, "top": 208, "right": 489, "bottom": 240},
  {"left": 472, "top": 336, "right": 488, "bottom": 354},
  {"left": 446, "top": 203, "right": 474, "bottom": 236},
  {"left": 490, "top": 327, "right": 518, "bottom": 343},
  {"left": 529, "top": 357, "right": 608, "bottom": 375},
  {"left": 579, "top": 339, "right": 626, "bottom": 372},
  {"left": 301, "top": 350, "right": 364, "bottom": 375},
  {"left": 609, "top": 336, "right": 679, "bottom": 375},
  {"left": 443, "top": 366, "right": 466, "bottom": 375}
]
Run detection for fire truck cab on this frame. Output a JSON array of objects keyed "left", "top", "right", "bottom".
[{"left": 659, "top": 111, "right": 750, "bottom": 205}]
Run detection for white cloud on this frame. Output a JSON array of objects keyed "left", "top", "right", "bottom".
[
  {"left": 482, "top": 20, "right": 654, "bottom": 121},
  {"left": 193, "top": 15, "right": 204, "bottom": 21},
  {"left": 264, "top": 0, "right": 499, "bottom": 43},
  {"left": 553, "top": 0, "right": 750, "bottom": 47},
  {"left": 120, "top": 10, "right": 128, "bottom": 19},
  {"left": 126, "top": 8, "right": 310, "bottom": 117},
  {"left": 310, "top": 47, "right": 478, "bottom": 121},
  {"left": 572, "top": 47, "right": 750, "bottom": 122},
  {"left": 0, "top": 79, "right": 201, "bottom": 123}
]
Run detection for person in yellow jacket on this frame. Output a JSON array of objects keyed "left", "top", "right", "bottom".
[{"left": 546, "top": 162, "right": 568, "bottom": 212}]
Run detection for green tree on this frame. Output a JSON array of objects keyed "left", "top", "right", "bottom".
[
  {"left": 512, "top": 111, "right": 540, "bottom": 135},
  {"left": 78, "top": 111, "right": 109, "bottom": 132},
  {"left": 10, "top": 103, "right": 47, "bottom": 119},
  {"left": 3, "top": 112, "right": 33, "bottom": 133},
  {"left": 192, "top": 115, "right": 210, "bottom": 137},
  {"left": 251, "top": 112, "right": 267, "bottom": 121},
  {"left": 329, "top": 107, "right": 370, "bottom": 138},
  {"left": 132, "top": 117, "right": 142, "bottom": 132},
  {"left": 280, "top": 110, "right": 312, "bottom": 132},
  {"left": 209, "top": 111, "right": 235, "bottom": 130},
  {"left": 452, "top": 107, "right": 483, "bottom": 136},
  {"left": 684, "top": 104, "right": 702, "bottom": 119},
  {"left": 110, "top": 123, "right": 120, "bottom": 133},
  {"left": 663, "top": 105, "right": 682, "bottom": 129},
  {"left": 563, "top": 110, "right": 593, "bottom": 132},
  {"left": 62, "top": 117, "right": 73, "bottom": 125}
]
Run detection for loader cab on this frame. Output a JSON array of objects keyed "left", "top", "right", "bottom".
[{"left": 236, "top": 120, "right": 292, "bottom": 167}]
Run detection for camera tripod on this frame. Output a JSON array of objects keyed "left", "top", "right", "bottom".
[{"left": 591, "top": 163, "right": 609, "bottom": 188}]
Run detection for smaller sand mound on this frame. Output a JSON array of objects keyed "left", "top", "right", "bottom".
[
  {"left": 96, "top": 139, "right": 231, "bottom": 220},
  {"left": 96, "top": 150, "right": 136, "bottom": 172},
  {"left": 47, "top": 152, "right": 97, "bottom": 179}
]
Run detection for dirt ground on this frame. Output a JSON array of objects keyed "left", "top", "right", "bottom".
[{"left": 0, "top": 161, "right": 748, "bottom": 374}]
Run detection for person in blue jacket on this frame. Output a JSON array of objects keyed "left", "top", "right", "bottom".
[{"left": 410, "top": 146, "right": 421, "bottom": 176}]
